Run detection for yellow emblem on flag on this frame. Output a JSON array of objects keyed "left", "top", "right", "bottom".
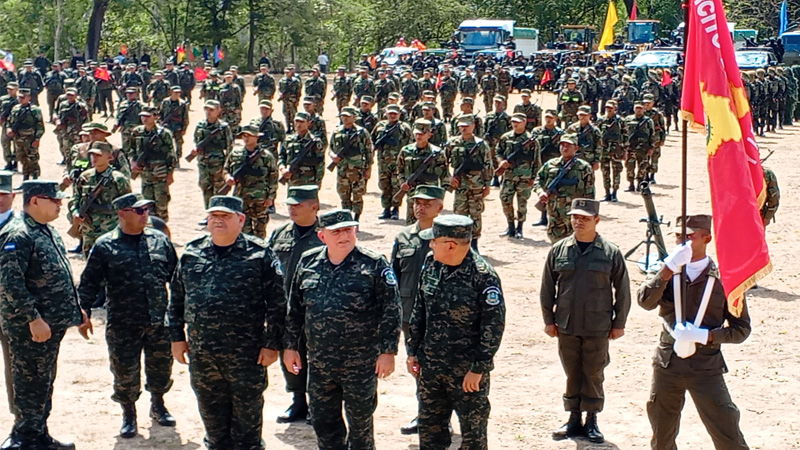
[{"left": 699, "top": 82, "right": 742, "bottom": 156}]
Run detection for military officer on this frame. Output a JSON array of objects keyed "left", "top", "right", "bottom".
[
  {"left": 6, "top": 89, "right": 44, "bottom": 181},
  {"left": 514, "top": 89, "right": 542, "bottom": 132},
  {"left": 160, "top": 86, "right": 190, "bottom": 161},
  {"left": 496, "top": 113, "right": 539, "bottom": 239},
  {"left": 0, "top": 171, "right": 16, "bottom": 423},
  {"left": 131, "top": 106, "right": 176, "bottom": 221},
  {"left": 169, "top": 196, "right": 286, "bottom": 450},
  {"left": 278, "top": 112, "right": 325, "bottom": 187},
  {"left": 284, "top": 209, "right": 401, "bottom": 450},
  {"left": 222, "top": 124, "right": 278, "bottom": 238},
  {"left": 642, "top": 94, "right": 666, "bottom": 184},
  {"left": 408, "top": 214, "right": 505, "bottom": 450},
  {"left": 373, "top": 104, "right": 413, "bottom": 220},
  {"left": 623, "top": 102, "right": 656, "bottom": 192},
  {"left": 267, "top": 185, "right": 323, "bottom": 424},
  {"left": 329, "top": 107, "right": 373, "bottom": 222},
  {"left": 638, "top": 215, "right": 751, "bottom": 450},
  {"left": 596, "top": 101, "right": 627, "bottom": 202},
  {"left": 0, "top": 180, "right": 90, "bottom": 450},
  {"left": 533, "top": 134, "right": 595, "bottom": 244},
  {"left": 565, "top": 105, "right": 602, "bottom": 172},
  {"left": 189, "top": 100, "right": 233, "bottom": 217},
  {"left": 78, "top": 193, "right": 178, "bottom": 439},
  {"left": 396, "top": 119, "right": 451, "bottom": 224},
  {"left": 54, "top": 88, "right": 89, "bottom": 163},
  {"left": 540, "top": 199, "right": 631, "bottom": 444}
]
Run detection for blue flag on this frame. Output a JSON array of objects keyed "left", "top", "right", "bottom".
[
  {"left": 214, "top": 45, "right": 221, "bottom": 63},
  {"left": 203, "top": 47, "right": 209, "bottom": 61},
  {"left": 780, "top": 0, "right": 788, "bottom": 36}
]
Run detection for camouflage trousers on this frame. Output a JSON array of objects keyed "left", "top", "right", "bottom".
[
  {"left": 601, "top": 143, "right": 625, "bottom": 191},
  {"left": 441, "top": 97, "right": 456, "bottom": 121},
  {"left": 499, "top": 177, "right": 533, "bottom": 222},
  {"left": 6, "top": 327, "right": 66, "bottom": 441},
  {"left": 188, "top": 345, "right": 267, "bottom": 450},
  {"left": 649, "top": 145, "right": 662, "bottom": 175},
  {"left": 198, "top": 161, "right": 227, "bottom": 209},
  {"left": 282, "top": 97, "right": 298, "bottom": 133},
  {"left": 1, "top": 125, "right": 12, "bottom": 164},
  {"left": 336, "top": 96, "right": 351, "bottom": 114},
  {"left": 453, "top": 187, "right": 485, "bottom": 239},
  {"left": 241, "top": 193, "right": 269, "bottom": 238},
  {"left": 182, "top": 89, "right": 193, "bottom": 105},
  {"left": 558, "top": 334, "right": 609, "bottom": 412},
  {"left": 287, "top": 166, "right": 322, "bottom": 188},
  {"left": 560, "top": 113, "right": 578, "bottom": 128},
  {"left": 97, "top": 89, "right": 114, "bottom": 114},
  {"left": 626, "top": 149, "right": 650, "bottom": 183},
  {"left": 81, "top": 212, "right": 118, "bottom": 254},
  {"left": 60, "top": 132, "right": 80, "bottom": 160},
  {"left": 46, "top": 92, "right": 60, "bottom": 120},
  {"left": 308, "top": 362, "right": 377, "bottom": 450},
  {"left": 222, "top": 111, "right": 241, "bottom": 135},
  {"left": 401, "top": 98, "right": 417, "bottom": 113},
  {"left": 0, "top": 327, "right": 15, "bottom": 416},
  {"left": 546, "top": 196, "right": 573, "bottom": 244},
  {"left": 257, "top": 92, "right": 272, "bottom": 103},
  {"left": 336, "top": 167, "right": 367, "bottom": 214},
  {"left": 106, "top": 323, "right": 173, "bottom": 405},
  {"left": 142, "top": 166, "right": 171, "bottom": 221},
  {"left": 377, "top": 160, "right": 401, "bottom": 209},
  {"left": 13, "top": 137, "right": 39, "bottom": 178},
  {"left": 171, "top": 130, "right": 185, "bottom": 160},
  {"left": 481, "top": 92, "right": 495, "bottom": 115},
  {"left": 418, "top": 368, "right": 490, "bottom": 450}
]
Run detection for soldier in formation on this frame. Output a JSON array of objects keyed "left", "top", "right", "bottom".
[
  {"left": 160, "top": 86, "right": 190, "bottom": 161},
  {"left": 189, "top": 100, "right": 233, "bottom": 219},
  {"left": 329, "top": 107, "right": 373, "bottom": 222},
  {"left": 396, "top": 119, "right": 450, "bottom": 224},
  {"left": 279, "top": 112, "right": 325, "bottom": 187},
  {"left": 642, "top": 94, "right": 666, "bottom": 184},
  {"left": 6, "top": 88, "right": 44, "bottom": 181},
  {"left": 374, "top": 104, "right": 412, "bottom": 220},
  {"left": 0, "top": 82, "right": 19, "bottom": 172},
  {"left": 496, "top": 112, "right": 539, "bottom": 240},
  {"left": 131, "top": 106, "right": 177, "bottom": 221},
  {"left": 254, "top": 64, "right": 276, "bottom": 102},
  {"left": 623, "top": 102, "right": 656, "bottom": 192},
  {"left": 596, "top": 101, "right": 627, "bottom": 202}
]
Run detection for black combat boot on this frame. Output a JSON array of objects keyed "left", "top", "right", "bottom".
[
  {"left": 120, "top": 403, "right": 137, "bottom": 439},
  {"left": 624, "top": 181, "right": 636, "bottom": 192},
  {"left": 584, "top": 412, "right": 604, "bottom": 443},
  {"left": 601, "top": 189, "right": 612, "bottom": 202},
  {"left": 378, "top": 208, "right": 391, "bottom": 219},
  {"left": 532, "top": 209, "right": 547, "bottom": 226},
  {"left": 150, "top": 394, "right": 176, "bottom": 427},
  {"left": 500, "top": 221, "right": 515, "bottom": 237},
  {"left": 36, "top": 434, "right": 75, "bottom": 450},
  {"left": 491, "top": 176, "right": 500, "bottom": 187},
  {"left": 400, "top": 417, "right": 418, "bottom": 435},
  {"left": 277, "top": 393, "right": 309, "bottom": 424},
  {"left": 1, "top": 433, "right": 21, "bottom": 450},
  {"left": 2, "top": 161, "right": 10, "bottom": 171},
  {"left": 649, "top": 174, "right": 657, "bottom": 184},
  {"left": 515, "top": 221, "right": 524, "bottom": 239},
  {"left": 552, "top": 410, "right": 584, "bottom": 440},
  {"left": 10, "top": 160, "right": 16, "bottom": 173},
  {"left": 610, "top": 189, "right": 618, "bottom": 202},
  {"left": 390, "top": 207, "right": 399, "bottom": 220}
]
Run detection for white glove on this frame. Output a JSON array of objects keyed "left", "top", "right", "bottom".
[
  {"left": 664, "top": 243, "right": 693, "bottom": 272},
  {"left": 681, "top": 323, "right": 709, "bottom": 344},
  {"left": 671, "top": 323, "right": 697, "bottom": 358}
]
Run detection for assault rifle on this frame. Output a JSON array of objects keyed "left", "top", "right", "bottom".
[
  {"left": 67, "top": 172, "right": 113, "bottom": 239},
  {"left": 185, "top": 125, "right": 227, "bottom": 162},
  {"left": 327, "top": 128, "right": 361, "bottom": 171},
  {"left": 495, "top": 136, "right": 536, "bottom": 176},
  {"left": 279, "top": 138, "right": 318, "bottom": 185},
  {"left": 393, "top": 151, "right": 440, "bottom": 202},
  {"left": 132, "top": 128, "right": 163, "bottom": 180},
  {"left": 624, "top": 181, "right": 669, "bottom": 272},
  {"left": 449, "top": 142, "right": 482, "bottom": 192},
  {"left": 373, "top": 123, "right": 400, "bottom": 152},
  {"left": 534, "top": 152, "right": 583, "bottom": 212}
]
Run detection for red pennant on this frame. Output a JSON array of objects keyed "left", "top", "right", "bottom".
[
  {"left": 661, "top": 71, "right": 672, "bottom": 87},
  {"left": 540, "top": 69, "right": 552, "bottom": 86},
  {"left": 93, "top": 67, "right": 110, "bottom": 81},
  {"left": 194, "top": 67, "right": 208, "bottom": 81}
]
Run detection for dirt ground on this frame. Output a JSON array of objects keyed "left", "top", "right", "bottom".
[{"left": 0, "top": 75, "right": 797, "bottom": 450}]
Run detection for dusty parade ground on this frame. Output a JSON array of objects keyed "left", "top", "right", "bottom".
[{"left": 0, "top": 76, "right": 797, "bottom": 450}]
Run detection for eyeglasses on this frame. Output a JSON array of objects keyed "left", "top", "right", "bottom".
[
  {"left": 36, "top": 196, "right": 62, "bottom": 205},
  {"left": 123, "top": 206, "right": 149, "bottom": 215}
]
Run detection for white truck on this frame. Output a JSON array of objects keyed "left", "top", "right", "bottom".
[{"left": 456, "top": 19, "right": 539, "bottom": 56}]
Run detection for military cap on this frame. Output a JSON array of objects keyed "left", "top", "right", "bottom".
[
  {"left": 206, "top": 196, "right": 244, "bottom": 214},
  {"left": 340, "top": 106, "right": 358, "bottom": 117},
  {"left": 457, "top": 114, "right": 475, "bottom": 126},
  {"left": 0, "top": 171, "right": 13, "bottom": 194},
  {"left": 259, "top": 64, "right": 269, "bottom": 69},
  {"left": 88, "top": 141, "right": 114, "bottom": 154},
  {"left": 223, "top": 71, "right": 233, "bottom": 77},
  {"left": 6, "top": 82, "right": 18, "bottom": 89},
  {"left": 388, "top": 92, "right": 400, "bottom": 100},
  {"left": 411, "top": 185, "right": 445, "bottom": 200},
  {"left": 605, "top": 100, "right": 618, "bottom": 108},
  {"left": 294, "top": 111, "right": 311, "bottom": 121},
  {"left": 413, "top": 119, "right": 432, "bottom": 132},
  {"left": 648, "top": 69, "right": 657, "bottom": 77},
  {"left": 622, "top": 75, "right": 632, "bottom": 82},
  {"left": 113, "top": 193, "right": 154, "bottom": 211},
  {"left": 544, "top": 109, "right": 558, "bottom": 118},
  {"left": 421, "top": 102, "right": 435, "bottom": 110},
  {"left": 358, "top": 67, "right": 368, "bottom": 72},
  {"left": 741, "top": 71, "right": 751, "bottom": 81},
  {"left": 588, "top": 67, "right": 596, "bottom": 74},
  {"left": 642, "top": 93, "right": 655, "bottom": 102},
  {"left": 182, "top": 62, "right": 190, "bottom": 67},
  {"left": 377, "top": 69, "right": 386, "bottom": 74},
  {"left": 318, "top": 209, "right": 359, "bottom": 230},
  {"left": 65, "top": 87, "right": 77, "bottom": 95},
  {"left": 79, "top": 129, "right": 89, "bottom": 136},
  {"left": 204, "top": 99, "right": 221, "bottom": 109},
  {"left": 237, "top": 124, "right": 262, "bottom": 137},
  {"left": 361, "top": 54, "right": 368, "bottom": 58},
  {"left": 17, "top": 88, "right": 31, "bottom": 95},
  {"left": 360, "top": 96, "right": 374, "bottom": 103},
  {"left": 419, "top": 214, "right": 474, "bottom": 240},
  {"left": 422, "top": 90, "right": 435, "bottom": 96},
  {"left": 568, "top": 198, "right": 600, "bottom": 216},
  {"left": 756, "top": 68, "right": 766, "bottom": 76},
  {"left": 209, "top": 70, "right": 219, "bottom": 76},
  {"left": 493, "top": 95, "right": 507, "bottom": 102},
  {"left": 579, "top": 68, "right": 588, "bottom": 74},
  {"left": 20, "top": 180, "right": 66, "bottom": 199},
  {"left": 577, "top": 105, "right": 591, "bottom": 115},
  {"left": 385, "top": 104, "right": 402, "bottom": 114},
  {"left": 138, "top": 106, "right": 157, "bottom": 116},
  {"left": 768, "top": 67, "right": 776, "bottom": 74},
  {"left": 424, "top": 68, "right": 434, "bottom": 74},
  {"left": 125, "top": 87, "right": 138, "bottom": 93},
  {"left": 259, "top": 99, "right": 273, "bottom": 108},
  {"left": 566, "top": 78, "right": 577, "bottom": 84},
  {"left": 560, "top": 133, "right": 578, "bottom": 145},
  {"left": 82, "top": 122, "right": 111, "bottom": 134},
  {"left": 633, "top": 102, "right": 644, "bottom": 109},
  {"left": 337, "top": 66, "right": 346, "bottom": 71},
  {"left": 64, "top": 79, "right": 76, "bottom": 86},
  {"left": 171, "top": 85, "right": 182, "bottom": 92},
  {"left": 520, "top": 89, "right": 532, "bottom": 96},
  {"left": 461, "top": 97, "right": 474, "bottom": 105},
  {"left": 154, "top": 71, "right": 164, "bottom": 76},
  {"left": 674, "top": 214, "right": 713, "bottom": 234},
  {"left": 77, "top": 67, "right": 86, "bottom": 72},
  {"left": 230, "top": 65, "right": 239, "bottom": 71},
  {"left": 23, "top": 60, "right": 32, "bottom": 66},
  {"left": 303, "top": 95, "right": 316, "bottom": 104},
  {"left": 606, "top": 67, "right": 615, "bottom": 73},
  {"left": 511, "top": 112, "right": 527, "bottom": 122},
  {"left": 285, "top": 185, "right": 319, "bottom": 205}
]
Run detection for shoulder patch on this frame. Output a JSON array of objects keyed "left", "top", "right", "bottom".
[
  {"left": 271, "top": 258, "right": 284, "bottom": 276},
  {"left": 382, "top": 267, "right": 398, "bottom": 286},
  {"left": 483, "top": 286, "right": 502, "bottom": 306},
  {"left": 3, "top": 242, "right": 16, "bottom": 251}
]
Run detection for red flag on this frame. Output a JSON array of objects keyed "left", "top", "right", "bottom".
[
  {"left": 93, "top": 67, "right": 110, "bottom": 81},
  {"left": 661, "top": 70, "right": 672, "bottom": 87},
  {"left": 435, "top": 73, "right": 442, "bottom": 90},
  {"left": 194, "top": 67, "right": 208, "bottom": 81},
  {"left": 120, "top": 45, "right": 128, "bottom": 56},
  {"left": 681, "top": 0, "right": 771, "bottom": 316},
  {"left": 0, "top": 60, "right": 15, "bottom": 72},
  {"left": 540, "top": 69, "right": 552, "bottom": 86},
  {"left": 629, "top": 0, "right": 637, "bottom": 20}
]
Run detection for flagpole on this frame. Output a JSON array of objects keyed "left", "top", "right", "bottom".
[{"left": 679, "top": 0, "right": 690, "bottom": 324}]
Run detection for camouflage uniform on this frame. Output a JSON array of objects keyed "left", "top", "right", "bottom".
[
  {"left": 450, "top": 112, "right": 484, "bottom": 137},
  {"left": 761, "top": 166, "right": 780, "bottom": 226},
  {"left": 76, "top": 75, "right": 97, "bottom": 118},
  {"left": 497, "top": 69, "right": 512, "bottom": 98},
  {"left": 372, "top": 119, "right": 413, "bottom": 209},
  {"left": 279, "top": 77, "right": 302, "bottom": 132},
  {"left": 514, "top": 102, "right": 543, "bottom": 132},
  {"left": 623, "top": 113, "right": 656, "bottom": 186},
  {"left": 534, "top": 157, "right": 595, "bottom": 243},
  {"left": 557, "top": 88, "right": 583, "bottom": 127},
  {"left": 6, "top": 103, "right": 44, "bottom": 178},
  {"left": 279, "top": 131, "right": 325, "bottom": 186},
  {"left": 115, "top": 99, "right": 143, "bottom": 157},
  {"left": 596, "top": 114, "right": 627, "bottom": 192},
  {"left": 308, "top": 113, "right": 329, "bottom": 150},
  {"left": 374, "top": 78, "right": 394, "bottom": 112},
  {"left": 448, "top": 136, "right": 492, "bottom": 239},
  {"left": 305, "top": 76, "right": 327, "bottom": 114},
  {"left": 223, "top": 144, "right": 278, "bottom": 237},
  {"left": 250, "top": 115, "right": 286, "bottom": 158},
  {"left": 78, "top": 226, "right": 177, "bottom": 406},
  {"left": 332, "top": 74, "right": 353, "bottom": 113},
  {"left": 565, "top": 121, "right": 602, "bottom": 166},
  {"left": 643, "top": 107, "right": 666, "bottom": 178},
  {"left": 497, "top": 130, "right": 540, "bottom": 223},
  {"left": 286, "top": 243, "right": 401, "bottom": 450},
  {"left": 397, "top": 144, "right": 450, "bottom": 223},
  {"left": 194, "top": 120, "right": 233, "bottom": 208},
  {"left": 429, "top": 118, "right": 448, "bottom": 148},
  {"left": 483, "top": 111, "right": 511, "bottom": 169},
  {"left": 0, "top": 94, "right": 19, "bottom": 167},
  {"left": 169, "top": 231, "right": 286, "bottom": 450},
  {"left": 612, "top": 84, "right": 638, "bottom": 117},
  {"left": 438, "top": 75, "right": 458, "bottom": 120},
  {"left": 532, "top": 125, "right": 564, "bottom": 165},
  {"left": 331, "top": 125, "right": 373, "bottom": 215},
  {"left": 400, "top": 77, "right": 420, "bottom": 111},
  {"left": 72, "top": 166, "right": 132, "bottom": 253},
  {"left": 0, "top": 208, "right": 82, "bottom": 445},
  {"left": 408, "top": 245, "right": 505, "bottom": 450},
  {"left": 132, "top": 125, "right": 177, "bottom": 220},
  {"left": 55, "top": 99, "right": 89, "bottom": 160},
  {"left": 458, "top": 74, "right": 479, "bottom": 98},
  {"left": 147, "top": 79, "right": 170, "bottom": 107},
  {"left": 356, "top": 108, "right": 378, "bottom": 134},
  {"left": 159, "top": 97, "right": 190, "bottom": 159},
  {"left": 219, "top": 83, "right": 243, "bottom": 133},
  {"left": 253, "top": 72, "right": 276, "bottom": 102},
  {"left": 200, "top": 77, "right": 222, "bottom": 101},
  {"left": 352, "top": 76, "right": 376, "bottom": 105},
  {"left": 479, "top": 75, "right": 498, "bottom": 113}
]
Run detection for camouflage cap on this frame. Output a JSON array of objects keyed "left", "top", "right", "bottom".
[
  {"left": 642, "top": 93, "right": 655, "bottom": 102},
  {"left": 360, "top": 96, "right": 374, "bottom": 103},
  {"left": 259, "top": 64, "right": 269, "bottom": 69},
  {"left": 560, "top": 133, "right": 578, "bottom": 145},
  {"left": 577, "top": 105, "right": 591, "bottom": 115},
  {"left": 388, "top": 92, "right": 401, "bottom": 100},
  {"left": 223, "top": 71, "right": 233, "bottom": 77},
  {"left": 605, "top": 100, "right": 618, "bottom": 109},
  {"left": 154, "top": 71, "right": 164, "bottom": 76},
  {"left": 82, "top": 122, "right": 112, "bottom": 134},
  {"left": 303, "top": 96, "right": 315, "bottom": 104},
  {"left": 568, "top": 198, "right": 600, "bottom": 216},
  {"left": 206, "top": 196, "right": 244, "bottom": 214},
  {"left": 285, "top": 185, "right": 319, "bottom": 205},
  {"left": 230, "top": 65, "right": 239, "bottom": 71},
  {"left": 318, "top": 209, "right": 359, "bottom": 230},
  {"left": 422, "top": 90, "right": 435, "bottom": 97},
  {"left": 259, "top": 99, "right": 273, "bottom": 108},
  {"left": 457, "top": 114, "right": 475, "bottom": 126},
  {"left": 65, "top": 87, "right": 77, "bottom": 95},
  {"left": 337, "top": 66, "right": 346, "bottom": 71},
  {"left": 170, "top": 85, "right": 182, "bottom": 92},
  {"left": 424, "top": 68, "right": 434, "bottom": 74},
  {"left": 768, "top": 67, "right": 776, "bottom": 74},
  {"left": 125, "top": 87, "right": 138, "bottom": 94},
  {"left": 633, "top": 102, "right": 644, "bottom": 109},
  {"left": 410, "top": 185, "right": 445, "bottom": 200},
  {"left": 419, "top": 214, "right": 474, "bottom": 240},
  {"left": 0, "top": 170, "right": 13, "bottom": 194},
  {"left": 340, "top": 106, "right": 358, "bottom": 117},
  {"left": 17, "top": 88, "right": 31, "bottom": 95},
  {"left": 544, "top": 109, "right": 558, "bottom": 118},
  {"left": 413, "top": 119, "right": 432, "bottom": 133},
  {"left": 461, "top": 97, "right": 474, "bottom": 105},
  {"left": 6, "top": 82, "right": 18, "bottom": 89},
  {"left": 20, "top": 180, "right": 66, "bottom": 199},
  {"left": 204, "top": 100, "right": 221, "bottom": 109},
  {"left": 294, "top": 111, "right": 311, "bottom": 121},
  {"left": 494, "top": 95, "right": 507, "bottom": 102},
  {"left": 674, "top": 214, "right": 713, "bottom": 234},
  {"left": 566, "top": 78, "right": 577, "bottom": 84},
  {"left": 511, "top": 112, "right": 527, "bottom": 122},
  {"left": 138, "top": 106, "right": 157, "bottom": 116},
  {"left": 520, "top": 89, "right": 532, "bottom": 96},
  {"left": 113, "top": 193, "right": 154, "bottom": 211},
  {"left": 385, "top": 104, "right": 402, "bottom": 114},
  {"left": 237, "top": 124, "right": 262, "bottom": 137},
  {"left": 421, "top": 102, "right": 435, "bottom": 110},
  {"left": 64, "top": 79, "right": 76, "bottom": 87},
  {"left": 88, "top": 141, "right": 114, "bottom": 154}
]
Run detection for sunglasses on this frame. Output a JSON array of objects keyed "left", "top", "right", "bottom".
[
  {"left": 36, "top": 196, "right": 62, "bottom": 205},
  {"left": 123, "top": 206, "right": 150, "bottom": 215}
]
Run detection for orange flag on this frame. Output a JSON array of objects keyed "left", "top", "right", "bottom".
[{"left": 681, "top": 0, "right": 771, "bottom": 316}]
